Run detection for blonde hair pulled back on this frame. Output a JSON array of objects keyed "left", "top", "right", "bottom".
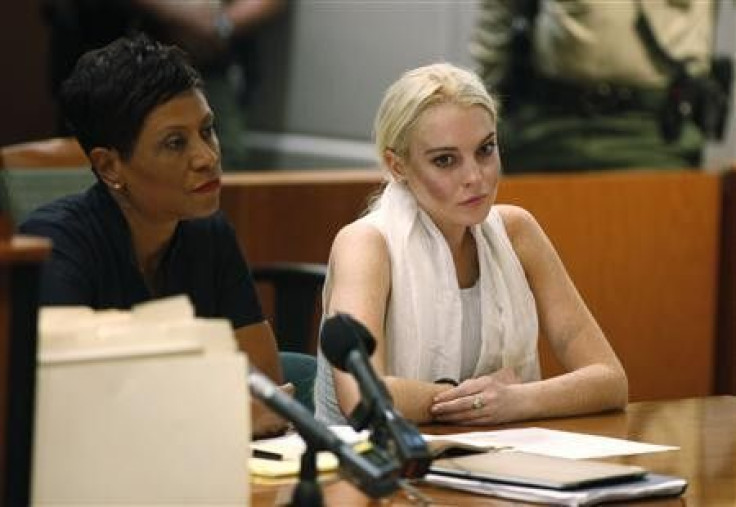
[{"left": 373, "top": 62, "right": 497, "bottom": 167}]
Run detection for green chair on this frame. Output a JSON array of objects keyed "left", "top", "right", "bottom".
[
  {"left": 2, "top": 167, "right": 95, "bottom": 223},
  {"left": 252, "top": 262, "right": 327, "bottom": 354},
  {"left": 0, "top": 137, "right": 93, "bottom": 223},
  {"left": 279, "top": 352, "right": 318, "bottom": 414}
]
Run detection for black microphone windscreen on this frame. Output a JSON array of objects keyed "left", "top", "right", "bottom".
[{"left": 320, "top": 313, "right": 376, "bottom": 370}]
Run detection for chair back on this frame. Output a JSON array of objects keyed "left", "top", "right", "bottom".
[
  {"left": 0, "top": 138, "right": 94, "bottom": 223},
  {"left": 252, "top": 262, "right": 327, "bottom": 355},
  {"left": 3, "top": 169, "right": 95, "bottom": 223}
]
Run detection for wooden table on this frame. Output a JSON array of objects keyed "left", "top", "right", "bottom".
[{"left": 251, "top": 396, "right": 736, "bottom": 505}]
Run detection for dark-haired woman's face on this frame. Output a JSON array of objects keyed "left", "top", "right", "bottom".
[{"left": 118, "top": 89, "right": 222, "bottom": 222}]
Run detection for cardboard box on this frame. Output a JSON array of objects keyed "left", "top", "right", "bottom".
[{"left": 32, "top": 298, "right": 250, "bottom": 506}]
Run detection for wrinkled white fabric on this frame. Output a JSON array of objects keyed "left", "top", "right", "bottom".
[
  {"left": 315, "top": 182, "right": 541, "bottom": 424},
  {"left": 345, "top": 181, "right": 539, "bottom": 382}
]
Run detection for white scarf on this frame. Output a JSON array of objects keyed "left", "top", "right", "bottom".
[{"left": 354, "top": 181, "right": 540, "bottom": 383}]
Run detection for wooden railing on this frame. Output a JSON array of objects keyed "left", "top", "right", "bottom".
[{"left": 0, "top": 137, "right": 86, "bottom": 169}]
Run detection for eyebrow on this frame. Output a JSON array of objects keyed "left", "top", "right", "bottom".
[
  {"left": 158, "top": 112, "right": 215, "bottom": 133},
  {"left": 155, "top": 117, "right": 214, "bottom": 150},
  {"left": 423, "top": 131, "right": 496, "bottom": 155}
]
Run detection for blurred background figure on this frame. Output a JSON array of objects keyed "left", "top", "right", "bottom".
[
  {"left": 41, "top": 0, "right": 285, "bottom": 170},
  {"left": 471, "top": 0, "right": 731, "bottom": 174}
]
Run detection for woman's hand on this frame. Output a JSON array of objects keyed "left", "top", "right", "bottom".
[
  {"left": 251, "top": 383, "right": 294, "bottom": 439},
  {"left": 429, "top": 368, "right": 521, "bottom": 425}
]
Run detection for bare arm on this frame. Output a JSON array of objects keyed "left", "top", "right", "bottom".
[
  {"left": 327, "top": 222, "right": 451, "bottom": 424},
  {"left": 224, "top": 0, "right": 286, "bottom": 32},
  {"left": 432, "top": 206, "right": 628, "bottom": 424},
  {"left": 132, "top": 0, "right": 284, "bottom": 32},
  {"left": 235, "top": 320, "right": 290, "bottom": 437},
  {"left": 234, "top": 320, "right": 283, "bottom": 383},
  {"left": 130, "top": 0, "right": 285, "bottom": 63}
]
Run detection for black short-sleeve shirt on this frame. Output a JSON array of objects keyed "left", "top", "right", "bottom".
[{"left": 19, "top": 182, "right": 263, "bottom": 330}]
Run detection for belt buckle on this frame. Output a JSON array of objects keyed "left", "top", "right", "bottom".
[{"left": 581, "top": 83, "right": 632, "bottom": 115}]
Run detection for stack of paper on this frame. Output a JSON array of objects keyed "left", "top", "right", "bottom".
[
  {"left": 421, "top": 427, "right": 685, "bottom": 505},
  {"left": 424, "top": 472, "right": 687, "bottom": 506},
  {"left": 250, "top": 426, "right": 370, "bottom": 478},
  {"left": 422, "top": 427, "right": 678, "bottom": 459}
]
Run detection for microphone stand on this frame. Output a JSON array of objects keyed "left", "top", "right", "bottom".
[
  {"left": 291, "top": 442, "right": 322, "bottom": 507},
  {"left": 248, "top": 371, "right": 400, "bottom": 502},
  {"left": 348, "top": 398, "right": 432, "bottom": 478}
]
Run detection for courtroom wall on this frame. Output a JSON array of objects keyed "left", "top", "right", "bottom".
[{"left": 245, "top": 1, "right": 479, "bottom": 169}]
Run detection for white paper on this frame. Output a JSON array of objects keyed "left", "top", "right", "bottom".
[
  {"left": 251, "top": 425, "right": 369, "bottom": 460},
  {"left": 422, "top": 427, "right": 677, "bottom": 459}
]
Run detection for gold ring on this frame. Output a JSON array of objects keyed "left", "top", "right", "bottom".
[{"left": 472, "top": 395, "right": 484, "bottom": 410}]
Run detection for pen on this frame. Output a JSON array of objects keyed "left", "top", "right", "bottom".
[{"left": 252, "top": 448, "right": 283, "bottom": 461}]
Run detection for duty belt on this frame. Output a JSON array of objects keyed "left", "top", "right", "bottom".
[{"left": 531, "top": 76, "right": 666, "bottom": 115}]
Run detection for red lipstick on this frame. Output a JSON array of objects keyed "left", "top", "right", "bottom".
[{"left": 193, "top": 178, "right": 221, "bottom": 194}]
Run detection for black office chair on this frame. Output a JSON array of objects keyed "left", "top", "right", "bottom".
[
  {"left": 252, "top": 262, "right": 327, "bottom": 354},
  {"left": 252, "top": 262, "right": 327, "bottom": 413}
]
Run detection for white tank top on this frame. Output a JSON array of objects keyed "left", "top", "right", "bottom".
[{"left": 460, "top": 281, "right": 490, "bottom": 379}]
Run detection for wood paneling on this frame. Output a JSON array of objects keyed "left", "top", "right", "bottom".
[
  {"left": 497, "top": 170, "right": 721, "bottom": 401},
  {"left": 221, "top": 170, "right": 383, "bottom": 264}
]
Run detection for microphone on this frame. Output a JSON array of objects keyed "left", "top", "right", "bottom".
[
  {"left": 320, "top": 313, "right": 432, "bottom": 479},
  {"left": 247, "top": 371, "right": 400, "bottom": 498}
]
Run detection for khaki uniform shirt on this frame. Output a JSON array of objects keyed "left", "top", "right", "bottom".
[{"left": 472, "top": 0, "right": 714, "bottom": 89}]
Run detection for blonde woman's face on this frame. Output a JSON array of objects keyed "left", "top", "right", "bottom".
[{"left": 403, "top": 103, "right": 499, "bottom": 238}]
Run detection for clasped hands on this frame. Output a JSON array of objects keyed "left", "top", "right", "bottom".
[{"left": 429, "top": 368, "right": 520, "bottom": 425}]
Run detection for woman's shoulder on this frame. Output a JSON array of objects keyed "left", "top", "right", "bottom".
[
  {"left": 490, "top": 204, "right": 549, "bottom": 260},
  {"left": 332, "top": 218, "right": 387, "bottom": 256},
  {"left": 328, "top": 218, "right": 391, "bottom": 301},
  {"left": 492, "top": 204, "right": 540, "bottom": 239},
  {"left": 19, "top": 191, "right": 94, "bottom": 236}
]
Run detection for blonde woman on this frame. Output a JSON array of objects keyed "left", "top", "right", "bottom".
[{"left": 314, "top": 63, "right": 628, "bottom": 426}]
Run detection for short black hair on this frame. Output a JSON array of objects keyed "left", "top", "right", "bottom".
[{"left": 60, "top": 34, "right": 204, "bottom": 160}]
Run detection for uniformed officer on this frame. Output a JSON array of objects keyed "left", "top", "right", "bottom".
[{"left": 472, "top": 0, "right": 720, "bottom": 173}]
